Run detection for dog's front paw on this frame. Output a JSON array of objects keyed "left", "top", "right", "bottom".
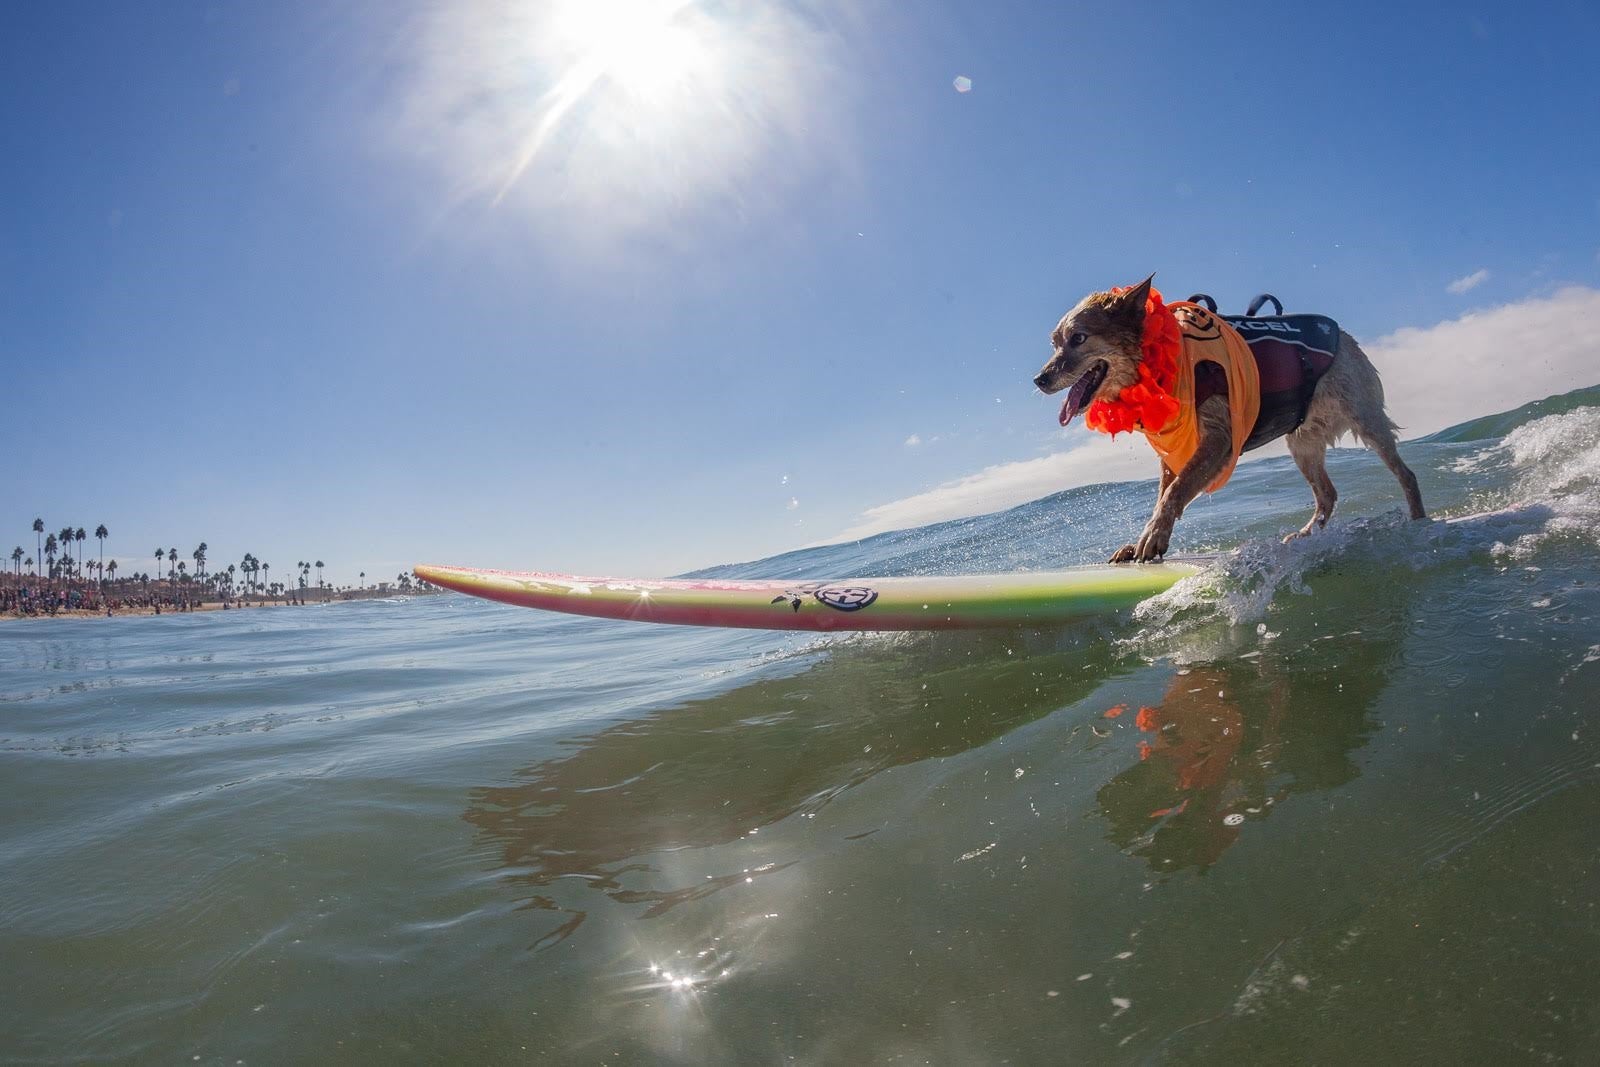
[
  {"left": 1132, "top": 525, "right": 1171, "bottom": 562},
  {"left": 1109, "top": 544, "right": 1138, "bottom": 564}
]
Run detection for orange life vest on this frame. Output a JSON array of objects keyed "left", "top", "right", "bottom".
[{"left": 1142, "top": 303, "right": 1260, "bottom": 492}]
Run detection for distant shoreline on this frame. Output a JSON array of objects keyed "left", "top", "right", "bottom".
[{"left": 7, "top": 521, "right": 442, "bottom": 623}]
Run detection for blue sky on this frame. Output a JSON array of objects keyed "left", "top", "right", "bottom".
[{"left": 4, "top": 0, "right": 1598, "bottom": 584}]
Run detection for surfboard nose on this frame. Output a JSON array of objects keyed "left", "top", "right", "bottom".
[{"left": 413, "top": 564, "right": 463, "bottom": 590}]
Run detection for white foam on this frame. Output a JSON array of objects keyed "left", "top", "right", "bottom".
[
  {"left": 1484, "top": 406, "right": 1600, "bottom": 559},
  {"left": 1128, "top": 509, "right": 1426, "bottom": 639},
  {"left": 1125, "top": 405, "right": 1600, "bottom": 639}
]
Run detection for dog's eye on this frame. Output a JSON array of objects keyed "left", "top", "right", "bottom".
[{"left": 1068, "top": 332, "right": 1087, "bottom": 348}]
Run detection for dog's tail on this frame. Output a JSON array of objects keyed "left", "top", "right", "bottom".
[{"left": 1339, "top": 331, "right": 1405, "bottom": 440}]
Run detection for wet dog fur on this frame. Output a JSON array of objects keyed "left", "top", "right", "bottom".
[{"left": 1033, "top": 276, "right": 1425, "bottom": 562}]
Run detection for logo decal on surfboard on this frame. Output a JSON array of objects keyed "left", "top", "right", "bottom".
[
  {"left": 771, "top": 583, "right": 879, "bottom": 613},
  {"left": 814, "top": 586, "right": 878, "bottom": 612}
]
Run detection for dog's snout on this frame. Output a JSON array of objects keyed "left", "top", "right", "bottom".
[{"left": 1032, "top": 371, "right": 1051, "bottom": 390}]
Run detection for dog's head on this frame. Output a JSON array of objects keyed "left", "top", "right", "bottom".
[{"left": 1033, "top": 274, "right": 1152, "bottom": 426}]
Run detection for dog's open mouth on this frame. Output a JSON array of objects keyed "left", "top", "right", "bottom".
[{"left": 1058, "top": 361, "right": 1109, "bottom": 426}]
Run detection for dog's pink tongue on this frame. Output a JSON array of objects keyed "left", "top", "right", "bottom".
[{"left": 1059, "top": 374, "right": 1092, "bottom": 427}]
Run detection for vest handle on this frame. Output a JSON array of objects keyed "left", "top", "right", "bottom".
[
  {"left": 1186, "top": 293, "right": 1218, "bottom": 311},
  {"left": 1246, "top": 293, "right": 1283, "bottom": 317}
]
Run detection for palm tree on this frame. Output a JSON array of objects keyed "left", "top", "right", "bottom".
[
  {"left": 44, "top": 534, "right": 58, "bottom": 580},
  {"left": 94, "top": 525, "right": 108, "bottom": 584},
  {"left": 155, "top": 548, "right": 165, "bottom": 578},
  {"left": 32, "top": 518, "right": 44, "bottom": 577},
  {"left": 315, "top": 560, "right": 324, "bottom": 596},
  {"left": 11, "top": 546, "right": 21, "bottom": 577},
  {"left": 167, "top": 548, "right": 177, "bottom": 580},
  {"left": 194, "top": 542, "right": 207, "bottom": 584},
  {"left": 359, "top": 570, "right": 365, "bottom": 589},
  {"left": 107, "top": 560, "right": 118, "bottom": 582},
  {"left": 74, "top": 528, "right": 86, "bottom": 572}
]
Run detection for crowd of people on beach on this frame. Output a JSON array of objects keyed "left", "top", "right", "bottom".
[{"left": 0, "top": 584, "right": 214, "bottom": 618}]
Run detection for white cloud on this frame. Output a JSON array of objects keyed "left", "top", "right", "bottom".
[
  {"left": 1447, "top": 268, "right": 1490, "bottom": 294},
  {"left": 903, "top": 433, "right": 922, "bottom": 446},
  {"left": 825, "top": 434, "right": 1152, "bottom": 543},
  {"left": 821, "top": 287, "right": 1600, "bottom": 545},
  {"left": 1367, "top": 285, "right": 1600, "bottom": 436}
]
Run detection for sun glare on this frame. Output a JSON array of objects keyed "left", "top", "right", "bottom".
[
  {"left": 489, "top": 0, "right": 736, "bottom": 204},
  {"left": 394, "top": 0, "right": 850, "bottom": 241}
]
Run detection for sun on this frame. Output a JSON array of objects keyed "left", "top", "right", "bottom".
[
  {"left": 493, "top": 0, "right": 729, "bottom": 202},
  {"left": 549, "top": 0, "right": 710, "bottom": 98}
]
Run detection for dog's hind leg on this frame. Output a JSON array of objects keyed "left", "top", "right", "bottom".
[
  {"left": 1284, "top": 430, "right": 1337, "bottom": 541},
  {"left": 1356, "top": 417, "right": 1426, "bottom": 520},
  {"left": 1303, "top": 333, "right": 1426, "bottom": 524}
]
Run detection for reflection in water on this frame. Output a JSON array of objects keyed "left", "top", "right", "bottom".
[
  {"left": 1097, "top": 633, "right": 1393, "bottom": 871},
  {"left": 467, "top": 617, "right": 1406, "bottom": 949},
  {"left": 465, "top": 627, "right": 1125, "bottom": 945}
]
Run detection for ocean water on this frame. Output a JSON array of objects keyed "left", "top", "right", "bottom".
[{"left": 3, "top": 386, "right": 1599, "bottom": 1064}]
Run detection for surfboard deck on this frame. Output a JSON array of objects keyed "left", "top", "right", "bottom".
[{"left": 413, "top": 559, "right": 1208, "bottom": 631}]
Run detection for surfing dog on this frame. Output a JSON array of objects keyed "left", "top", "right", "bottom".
[{"left": 1033, "top": 276, "right": 1425, "bottom": 562}]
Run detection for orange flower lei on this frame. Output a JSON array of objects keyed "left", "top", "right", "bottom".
[{"left": 1084, "top": 286, "right": 1182, "bottom": 437}]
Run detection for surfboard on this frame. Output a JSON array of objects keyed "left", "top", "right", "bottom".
[{"left": 413, "top": 560, "right": 1207, "bottom": 632}]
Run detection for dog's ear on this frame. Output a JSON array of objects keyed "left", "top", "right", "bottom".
[
  {"left": 1113, "top": 273, "right": 1155, "bottom": 320},
  {"left": 1125, "top": 273, "right": 1155, "bottom": 306}
]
